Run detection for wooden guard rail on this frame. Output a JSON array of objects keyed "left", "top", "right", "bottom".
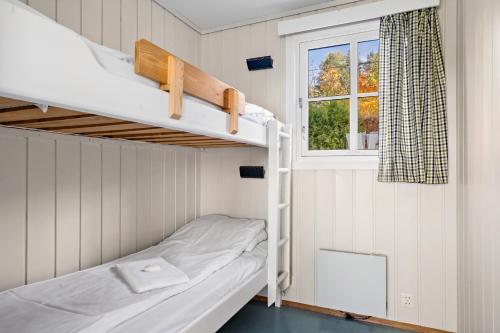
[{"left": 134, "top": 39, "right": 245, "bottom": 134}]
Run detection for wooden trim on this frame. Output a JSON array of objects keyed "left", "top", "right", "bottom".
[
  {"left": 134, "top": 39, "right": 246, "bottom": 133},
  {"left": 223, "top": 88, "right": 245, "bottom": 134},
  {"left": 252, "top": 296, "right": 452, "bottom": 333}
]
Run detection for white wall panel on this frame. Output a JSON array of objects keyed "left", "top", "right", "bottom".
[
  {"left": 26, "top": 137, "right": 56, "bottom": 284},
  {"left": 120, "top": 145, "right": 137, "bottom": 257},
  {"left": 175, "top": 151, "right": 186, "bottom": 228},
  {"left": 137, "top": 147, "right": 152, "bottom": 251},
  {"left": 102, "top": 144, "right": 121, "bottom": 263},
  {"left": 56, "top": 0, "right": 80, "bottom": 34},
  {"left": 164, "top": 150, "right": 176, "bottom": 237},
  {"left": 80, "top": 142, "right": 102, "bottom": 269},
  {"left": 81, "top": 0, "right": 102, "bottom": 44},
  {"left": 55, "top": 140, "right": 80, "bottom": 276},
  {"left": 0, "top": 127, "right": 200, "bottom": 290},
  {"left": 461, "top": 0, "right": 500, "bottom": 331},
  {"left": 151, "top": 148, "right": 165, "bottom": 243},
  {"left": 0, "top": 135, "right": 26, "bottom": 290}
]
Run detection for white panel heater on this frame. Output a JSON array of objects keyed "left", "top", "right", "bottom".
[{"left": 316, "top": 249, "right": 387, "bottom": 317}]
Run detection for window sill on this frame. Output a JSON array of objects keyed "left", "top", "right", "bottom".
[{"left": 292, "top": 155, "right": 378, "bottom": 170}]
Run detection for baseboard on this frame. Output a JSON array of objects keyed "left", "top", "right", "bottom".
[{"left": 252, "top": 296, "right": 452, "bottom": 333}]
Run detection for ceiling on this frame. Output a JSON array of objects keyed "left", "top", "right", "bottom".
[{"left": 156, "top": 0, "right": 355, "bottom": 34}]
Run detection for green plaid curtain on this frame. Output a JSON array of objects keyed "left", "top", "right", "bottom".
[{"left": 378, "top": 8, "right": 448, "bottom": 184}]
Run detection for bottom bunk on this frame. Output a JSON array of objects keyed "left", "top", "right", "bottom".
[{"left": 0, "top": 215, "right": 268, "bottom": 333}]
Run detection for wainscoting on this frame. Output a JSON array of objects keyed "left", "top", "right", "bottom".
[{"left": 0, "top": 126, "right": 200, "bottom": 291}]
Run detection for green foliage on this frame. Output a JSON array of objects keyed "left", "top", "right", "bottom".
[
  {"left": 309, "top": 100, "right": 350, "bottom": 150},
  {"left": 309, "top": 51, "right": 350, "bottom": 98}
]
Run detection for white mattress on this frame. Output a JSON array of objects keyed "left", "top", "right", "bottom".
[
  {"left": 111, "top": 241, "right": 267, "bottom": 333},
  {"left": 0, "top": 215, "right": 266, "bottom": 333}
]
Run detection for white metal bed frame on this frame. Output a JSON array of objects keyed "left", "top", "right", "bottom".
[{"left": 0, "top": 0, "right": 293, "bottom": 331}]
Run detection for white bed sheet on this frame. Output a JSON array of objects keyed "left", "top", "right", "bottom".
[
  {"left": 111, "top": 241, "right": 267, "bottom": 333},
  {"left": 0, "top": 215, "right": 265, "bottom": 333}
]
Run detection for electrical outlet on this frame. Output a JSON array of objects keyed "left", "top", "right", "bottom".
[{"left": 400, "top": 293, "right": 414, "bottom": 307}]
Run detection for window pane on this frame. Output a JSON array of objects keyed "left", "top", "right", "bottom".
[
  {"left": 358, "top": 96, "right": 379, "bottom": 150},
  {"left": 308, "top": 44, "right": 350, "bottom": 98},
  {"left": 309, "top": 99, "right": 350, "bottom": 150},
  {"left": 358, "top": 40, "right": 379, "bottom": 94}
]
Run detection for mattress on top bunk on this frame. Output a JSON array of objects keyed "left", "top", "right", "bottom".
[
  {"left": 0, "top": 215, "right": 267, "bottom": 333},
  {"left": 86, "top": 40, "right": 276, "bottom": 126},
  {"left": 111, "top": 241, "right": 267, "bottom": 333}
]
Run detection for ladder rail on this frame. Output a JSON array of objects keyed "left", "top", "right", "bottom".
[{"left": 267, "top": 120, "right": 292, "bottom": 308}]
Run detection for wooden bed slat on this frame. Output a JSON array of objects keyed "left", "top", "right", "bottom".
[
  {"left": 0, "top": 98, "right": 256, "bottom": 149},
  {"left": 59, "top": 123, "right": 156, "bottom": 134},
  {"left": 0, "top": 107, "right": 84, "bottom": 123},
  {"left": 0, "top": 97, "right": 34, "bottom": 109},
  {"left": 20, "top": 116, "right": 128, "bottom": 130}
]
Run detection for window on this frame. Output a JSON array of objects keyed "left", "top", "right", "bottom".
[{"left": 299, "top": 30, "right": 379, "bottom": 157}]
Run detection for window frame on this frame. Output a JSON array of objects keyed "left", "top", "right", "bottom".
[
  {"left": 300, "top": 30, "right": 380, "bottom": 157},
  {"left": 284, "top": 20, "right": 380, "bottom": 169}
]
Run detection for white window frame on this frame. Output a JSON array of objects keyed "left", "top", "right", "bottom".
[{"left": 284, "top": 20, "right": 380, "bottom": 169}]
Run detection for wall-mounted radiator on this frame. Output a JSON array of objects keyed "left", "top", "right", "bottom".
[{"left": 316, "top": 249, "right": 387, "bottom": 318}]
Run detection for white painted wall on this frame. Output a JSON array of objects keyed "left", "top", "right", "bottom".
[
  {"left": 459, "top": 0, "right": 500, "bottom": 332},
  {"left": 0, "top": 126, "right": 200, "bottom": 290},
  {"left": 200, "top": 1, "right": 459, "bottom": 331}
]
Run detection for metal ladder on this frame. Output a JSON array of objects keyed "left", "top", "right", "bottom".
[{"left": 267, "top": 120, "right": 292, "bottom": 307}]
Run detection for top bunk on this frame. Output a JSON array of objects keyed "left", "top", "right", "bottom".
[{"left": 0, "top": 0, "right": 274, "bottom": 148}]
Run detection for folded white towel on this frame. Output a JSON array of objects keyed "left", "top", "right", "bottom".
[{"left": 116, "top": 258, "right": 189, "bottom": 293}]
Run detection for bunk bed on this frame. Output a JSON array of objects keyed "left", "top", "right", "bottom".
[{"left": 0, "top": 0, "right": 292, "bottom": 332}]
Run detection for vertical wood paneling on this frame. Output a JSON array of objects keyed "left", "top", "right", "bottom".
[
  {"left": 102, "top": 144, "right": 120, "bottom": 263},
  {"left": 28, "top": 0, "right": 56, "bottom": 19},
  {"left": 396, "top": 184, "right": 419, "bottom": 324},
  {"left": 26, "top": 138, "right": 55, "bottom": 284},
  {"left": 121, "top": 0, "right": 138, "bottom": 55},
  {"left": 102, "top": 0, "right": 121, "bottom": 50},
  {"left": 80, "top": 142, "right": 102, "bottom": 269},
  {"left": 314, "top": 170, "right": 334, "bottom": 250},
  {"left": 0, "top": 136, "right": 26, "bottom": 290},
  {"left": 120, "top": 145, "right": 137, "bottom": 256},
  {"left": 374, "top": 180, "right": 396, "bottom": 319},
  {"left": 354, "top": 170, "right": 374, "bottom": 253},
  {"left": 151, "top": 148, "right": 164, "bottom": 243},
  {"left": 56, "top": 0, "right": 81, "bottom": 33},
  {"left": 334, "top": 170, "right": 354, "bottom": 251},
  {"left": 164, "top": 150, "right": 176, "bottom": 236},
  {"left": 137, "top": 0, "right": 152, "bottom": 40},
  {"left": 186, "top": 151, "right": 197, "bottom": 222},
  {"left": 81, "top": 0, "right": 102, "bottom": 44},
  {"left": 175, "top": 151, "right": 186, "bottom": 228},
  {"left": 137, "top": 147, "right": 152, "bottom": 250},
  {"left": 55, "top": 140, "right": 80, "bottom": 276},
  {"left": 0, "top": 127, "right": 200, "bottom": 291},
  {"left": 419, "top": 185, "right": 444, "bottom": 328},
  {"left": 151, "top": 2, "right": 165, "bottom": 49},
  {"left": 294, "top": 171, "right": 316, "bottom": 305}
]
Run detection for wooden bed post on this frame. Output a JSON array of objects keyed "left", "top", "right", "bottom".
[
  {"left": 224, "top": 88, "right": 245, "bottom": 134},
  {"left": 165, "top": 56, "right": 184, "bottom": 120},
  {"left": 134, "top": 39, "right": 246, "bottom": 134}
]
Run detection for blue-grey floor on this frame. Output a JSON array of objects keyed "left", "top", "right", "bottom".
[{"left": 218, "top": 301, "right": 412, "bottom": 333}]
